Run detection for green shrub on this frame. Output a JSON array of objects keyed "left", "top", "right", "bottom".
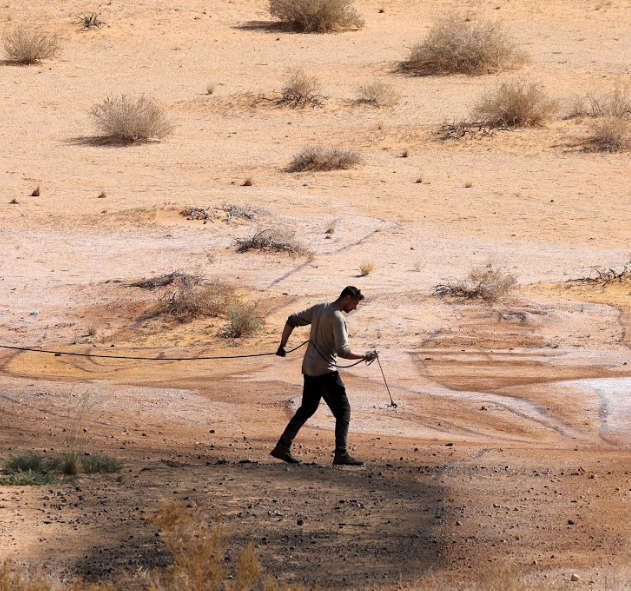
[{"left": 82, "top": 453, "right": 122, "bottom": 474}]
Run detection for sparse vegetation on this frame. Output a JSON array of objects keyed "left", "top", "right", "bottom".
[
  {"left": 220, "top": 304, "right": 264, "bottom": 338},
  {"left": 222, "top": 203, "right": 264, "bottom": 221},
  {"left": 82, "top": 453, "right": 122, "bottom": 474},
  {"left": 568, "top": 257, "right": 631, "bottom": 286},
  {"left": 471, "top": 80, "right": 558, "bottom": 128},
  {"left": 402, "top": 14, "right": 525, "bottom": 76},
  {"left": 359, "top": 261, "right": 375, "bottom": 276},
  {"left": 235, "top": 228, "right": 307, "bottom": 255},
  {"left": 356, "top": 81, "right": 399, "bottom": 107},
  {"left": 31, "top": 185, "right": 40, "bottom": 196},
  {"left": 9, "top": 198, "right": 18, "bottom": 205},
  {"left": 401, "top": 148, "right": 410, "bottom": 158},
  {"left": 437, "top": 119, "right": 495, "bottom": 140},
  {"left": 584, "top": 117, "right": 631, "bottom": 152},
  {"left": 0, "top": 450, "right": 122, "bottom": 485},
  {"left": 206, "top": 82, "right": 216, "bottom": 95},
  {"left": 242, "top": 177, "right": 253, "bottom": 186},
  {"left": 2, "top": 24, "right": 62, "bottom": 64},
  {"left": 90, "top": 95, "right": 174, "bottom": 144},
  {"left": 268, "top": 0, "right": 364, "bottom": 33},
  {"left": 434, "top": 264, "right": 518, "bottom": 303},
  {"left": 279, "top": 69, "right": 322, "bottom": 108},
  {"left": 288, "top": 146, "right": 361, "bottom": 172},
  {"left": 0, "top": 502, "right": 302, "bottom": 590}
]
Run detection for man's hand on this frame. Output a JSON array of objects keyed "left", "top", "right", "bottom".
[
  {"left": 276, "top": 345, "right": 287, "bottom": 358},
  {"left": 364, "top": 350, "right": 378, "bottom": 361}
]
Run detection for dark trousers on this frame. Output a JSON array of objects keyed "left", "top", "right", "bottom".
[{"left": 278, "top": 371, "right": 351, "bottom": 455}]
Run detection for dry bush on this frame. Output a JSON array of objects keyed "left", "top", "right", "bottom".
[
  {"left": 434, "top": 264, "right": 518, "bottom": 303},
  {"left": 235, "top": 228, "right": 307, "bottom": 255},
  {"left": 78, "top": 12, "right": 104, "bottom": 29},
  {"left": 584, "top": 117, "right": 631, "bottom": 152},
  {"left": 472, "top": 80, "right": 558, "bottom": 128},
  {"left": 568, "top": 82, "right": 631, "bottom": 119},
  {"left": 90, "top": 95, "right": 173, "bottom": 144},
  {"left": 356, "top": 81, "right": 399, "bottom": 107},
  {"left": 403, "top": 14, "right": 525, "bottom": 76},
  {"left": 130, "top": 271, "right": 201, "bottom": 290},
  {"left": 569, "top": 257, "right": 631, "bottom": 285},
  {"left": 288, "top": 146, "right": 361, "bottom": 172},
  {"left": 268, "top": 0, "right": 364, "bottom": 33},
  {"left": 359, "top": 261, "right": 375, "bottom": 276},
  {"left": 279, "top": 70, "right": 322, "bottom": 108},
  {"left": 220, "top": 304, "right": 264, "bottom": 338},
  {"left": 222, "top": 203, "right": 264, "bottom": 221},
  {"left": 2, "top": 24, "right": 61, "bottom": 64},
  {"left": 160, "top": 281, "right": 240, "bottom": 322}
]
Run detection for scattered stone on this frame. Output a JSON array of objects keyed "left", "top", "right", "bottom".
[{"left": 571, "top": 574, "right": 580, "bottom": 582}]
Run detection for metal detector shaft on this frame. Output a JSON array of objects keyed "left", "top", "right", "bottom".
[{"left": 375, "top": 355, "right": 397, "bottom": 408}]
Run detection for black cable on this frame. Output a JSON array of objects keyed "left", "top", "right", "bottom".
[{"left": 0, "top": 341, "right": 309, "bottom": 361}]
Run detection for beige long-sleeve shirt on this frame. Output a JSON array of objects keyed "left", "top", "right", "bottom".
[{"left": 287, "top": 303, "right": 351, "bottom": 376}]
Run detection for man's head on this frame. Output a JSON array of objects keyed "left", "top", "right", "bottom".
[{"left": 337, "top": 286, "right": 364, "bottom": 313}]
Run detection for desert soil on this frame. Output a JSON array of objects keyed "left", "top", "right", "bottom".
[{"left": 2, "top": 0, "right": 631, "bottom": 589}]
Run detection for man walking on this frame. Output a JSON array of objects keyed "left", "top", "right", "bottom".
[{"left": 271, "top": 286, "right": 376, "bottom": 466}]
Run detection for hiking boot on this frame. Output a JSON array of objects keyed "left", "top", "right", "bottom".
[
  {"left": 333, "top": 453, "right": 364, "bottom": 466},
  {"left": 270, "top": 446, "right": 301, "bottom": 464}
]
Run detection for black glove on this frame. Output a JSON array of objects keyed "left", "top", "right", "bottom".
[{"left": 276, "top": 345, "right": 287, "bottom": 357}]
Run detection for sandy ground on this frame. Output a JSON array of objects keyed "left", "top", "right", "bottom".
[{"left": 2, "top": 0, "right": 631, "bottom": 589}]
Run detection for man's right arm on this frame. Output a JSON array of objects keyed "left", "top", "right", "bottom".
[{"left": 277, "top": 305, "right": 316, "bottom": 356}]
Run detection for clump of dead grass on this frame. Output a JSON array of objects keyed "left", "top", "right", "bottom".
[
  {"left": 568, "top": 257, "right": 631, "bottom": 286},
  {"left": 160, "top": 281, "right": 241, "bottom": 322},
  {"left": 2, "top": 24, "right": 61, "bottom": 64},
  {"left": 268, "top": 0, "right": 364, "bottom": 33},
  {"left": 359, "top": 261, "right": 375, "bottom": 276},
  {"left": 402, "top": 14, "right": 526, "bottom": 76},
  {"left": 222, "top": 202, "right": 264, "bottom": 221},
  {"left": 434, "top": 264, "right": 518, "bottom": 303},
  {"left": 356, "top": 81, "right": 399, "bottom": 107},
  {"left": 90, "top": 95, "right": 173, "bottom": 144},
  {"left": 568, "top": 82, "right": 631, "bottom": 120},
  {"left": 288, "top": 146, "right": 361, "bottom": 172},
  {"left": 235, "top": 228, "right": 308, "bottom": 255},
  {"left": 279, "top": 69, "right": 322, "bottom": 108},
  {"left": 129, "top": 271, "right": 201, "bottom": 291},
  {"left": 471, "top": 80, "right": 558, "bottom": 128},
  {"left": 583, "top": 117, "right": 631, "bottom": 152}
]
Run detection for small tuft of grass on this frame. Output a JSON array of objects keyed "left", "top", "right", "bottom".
[
  {"left": 356, "top": 81, "right": 399, "bottom": 107},
  {"left": 9, "top": 198, "right": 19, "bottom": 204},
  {"left": 464, "top": 181, "right": 473, "bottom": 188},
  {"left": 61, "top": 451, "right": 80, "bottom": 476},
  {"left": 82, "top": 453, "right": 122, "bottom": 474},
  {"left": 401, "top": 148, "right": 410, "bottom": 158},
  {"left": 268, "top": 0, "right": 364, "bottom": 33},
  {"left": 402, "top": 14, "right": 525, "bottom": 76},
  {"left": 288, "top": 146, "right": 361, "bottom": 172},
  {"left": 359, "top": 261, "right": 375, "bottom": 276},
  {"left": 31, "top": 184, "right": 40, "bottom": 196},
  {"left": 78, "top": 12, "right": 105, "bottom": 29},
  {"left": 471, "top": 80, "right": 558, "bottom": 128},
  {"left": 90, "top": 95, "right": 174, "bottom": 144},
  {"left": 279, "top": 69, "right": 321, "bottom": 108},
  {"left": 206, "top": 82, "right": 216, "bottom": 95},
  {"left": 2, "top": 24, "right": 62, "bottom": 64},
  {"left": 583, "top": 117, "right": 631, "bottom": 152},
  {"left": 236, "top": 228, "right": 307, "bottom": 255},
  {"left": 88, "top": 324, "right": 98, "bottom": 336},
  {"left": 434, "top": 264, "right": 518, "bottom": 303},
  {"left": 98, "top": 191, "right": 107, "bottom": 198},
  {"left": 241, "top": 177, "right": 253, "bottom": 187},
  {"left": 220, "top": 304, "right": 264, "bottom": 339}
]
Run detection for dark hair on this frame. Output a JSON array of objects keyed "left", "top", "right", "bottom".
[{"left": 340, "top": 286, "right": 364, "bottom": 300}]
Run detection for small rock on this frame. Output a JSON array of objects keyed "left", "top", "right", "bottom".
[{"left": 571, "top": 574, "right": 580, "bottom": 582}]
